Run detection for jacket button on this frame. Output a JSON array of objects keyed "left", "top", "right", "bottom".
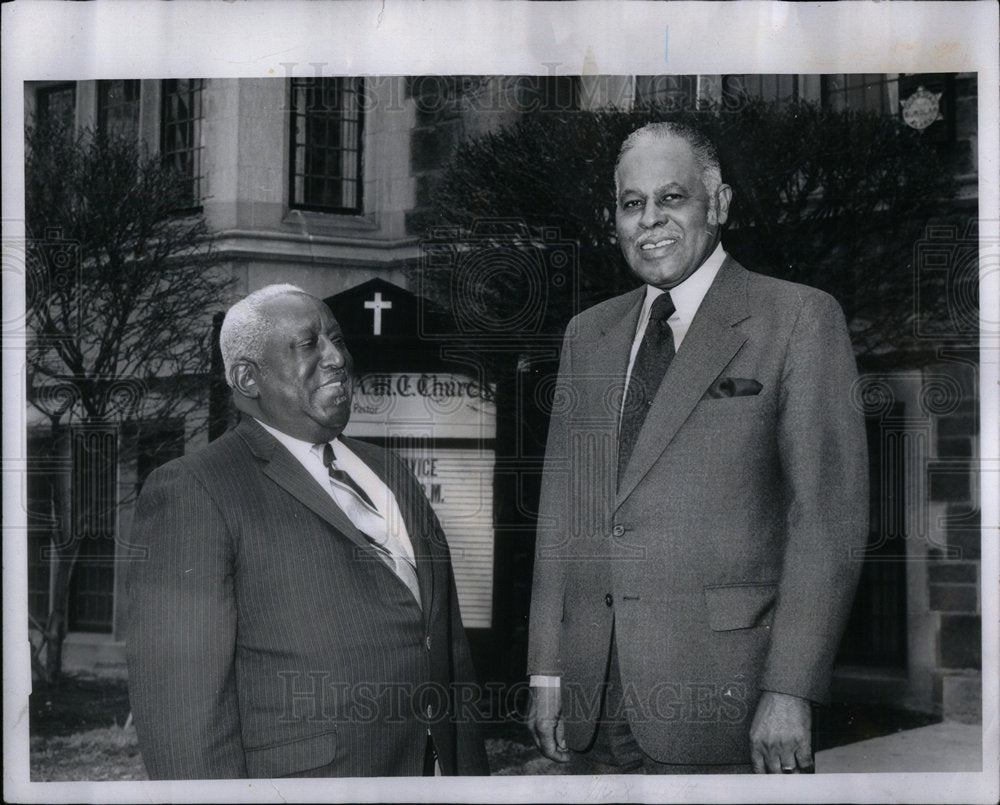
[
  {"left": 605, "top": 593, "right": 613, "bottom": 607},
  {"left": 612, "top": 525, "right": 625, "bottom": 538},
  {"left": 425, "top": 636, "right": 432, "bottom": 650}
]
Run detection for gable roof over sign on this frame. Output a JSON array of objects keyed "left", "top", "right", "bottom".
[{"left": 324, "top": 278, "right": 466, "bottom": 375}]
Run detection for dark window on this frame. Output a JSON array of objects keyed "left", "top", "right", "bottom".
[
  {"left": 822, "top": 73, "right": 956, "bottom": 146},
  {"left": 634, "top": 75, "right": 697, "bottom": 109},
  {"left": 63, "top": 421, "right": 186, "bottom": 634},
  {"left": 35, "top": 83, "right": 76, "bottom": 133},
  {"left": 723, "top": 74, "right": 800, "bottom": 106},
  {"left": 525, "top": 76, "right": 579, "bottom": 112},
  {"left": 822, "top": 73, "right": 900, "bottom": 115},
  {"left": 289, "top": 77, "right": 365, "bottom": 213},
  {"left": 160, "top": 78, "right": 205, "bottom": 209},
  {"left": 67, "top": 427, "right": 118, "bottom": 633},
  {"left": 27, "top": 434, "right": 57, "bottom": 626},
  {"left": 98, "top": 79, "right": 140, "bottom": 141}
]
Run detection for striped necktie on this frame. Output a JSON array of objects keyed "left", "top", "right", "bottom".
[{"left": 319, "top": 443, "right": 421, "bottom": 607}]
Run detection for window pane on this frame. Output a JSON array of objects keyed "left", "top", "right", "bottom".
[
  {"left": 823, "top": 74, "right": 900, "bottom": 117},
  {"left": 27, "top": 434, "right": 56, "bottom": 625},
  {"left": 36, "top": 84, "right": 76, "bottom": 130},
  {"left": 289, "top": 77, "right": 365, "bottom": 213},
  {"left": 634, "top": 75, "right": 696, "bottom": 109},
  {"left": 722, "top": 74, "right": 799, "bottom": 107},
  {"left": 98, "top": 79, "right": 140, "bottom": 141},
  {"left": 67, "top": 427, "right": 117, "bottom": 633},
  {"left": 160, "top": 78, "right": 205, "bottom": 209}
]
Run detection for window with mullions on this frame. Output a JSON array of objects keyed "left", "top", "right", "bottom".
[
  {"left": 723, "top": 74, "right": 801, "bottom": 106},
  {"left": 36, "top": 83, "right": 76, "bottom": 129},
  {"left": 634, "top": 75, "right": 697, "bottom": 109},
  {"left": 98, "top": 79, "right": 140, "bottom": 141},
  {"left": 160, "top": 79, "right": 205, "bottom": 210},
  {"left": 289, "top": 77, "right": 365, "bottom": 214},
  {"left": 822, "top": 73, "right": 955, "bottom": 146},
  {"left": 524, "top": 76, "right": 579, "bottom": 112},
  {"left": 822, "top": 74, "right": 901, "bottom": 116}
]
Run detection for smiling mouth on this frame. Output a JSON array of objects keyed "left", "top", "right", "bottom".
[
  {"left": 319, "top": 379, "right": 350, "bottom": 403},
  {"left": 639, "top": 238, "right": 678, "bottom": 251}
]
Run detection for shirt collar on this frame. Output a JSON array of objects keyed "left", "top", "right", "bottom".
[
  {"left": 255, "top": 418, "right": 341, "bottom": 466},
  {"left": 642, "top": 241, "right": 726, "bottom": 325}
]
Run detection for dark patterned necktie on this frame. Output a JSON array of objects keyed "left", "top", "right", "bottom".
[
  {"left": 618, "top": 292, "right": 676, "bottom": 485},
  {"left": 322, "top": 443, "right": 377, "bottom": 510}
]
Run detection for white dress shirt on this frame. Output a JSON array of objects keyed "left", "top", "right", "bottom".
[
  {"left": 621, "top": 242, "right": 727, "bottom": 411},
  {"left": 255, "top": 419, "right": 416, "bottom": 565},
  {"left": 532, "top": 243, "right": 727, "bottom": 690}
]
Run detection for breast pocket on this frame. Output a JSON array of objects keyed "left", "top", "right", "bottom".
[{"left": 245, "top": 730, "right": 339, "bottom": 778}]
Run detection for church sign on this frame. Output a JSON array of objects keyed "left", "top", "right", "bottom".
[{"left": 327, "top": 280, "right": 497, "bottom": 629}]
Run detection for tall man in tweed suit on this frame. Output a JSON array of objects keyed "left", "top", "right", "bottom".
[
  {"left": 126, "top": 285, "right": 488, "bottom": 778},
  {"left": 526, "top": 122, "right": 868, "bottom": 773}
]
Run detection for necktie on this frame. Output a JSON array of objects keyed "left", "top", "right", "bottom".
[
  {"left": 320, "top": 443, "right": 421, "bottom": 607},
  {"left": 618, "top": 292, "right": 676, "bottom": 484}
]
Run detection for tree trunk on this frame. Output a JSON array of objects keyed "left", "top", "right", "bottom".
[{"left": 43, "top": 417, "right": 77, "bottom": 683}]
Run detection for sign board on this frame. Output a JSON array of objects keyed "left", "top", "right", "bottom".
[{"left": 344, "top": 372, "right": 496, "bottom": 628}]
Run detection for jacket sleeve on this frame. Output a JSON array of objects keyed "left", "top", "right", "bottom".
[
  {"left": 125, "top": 461, "right": 247, "bottom": 778},
  {"left": 760, "top": 290, "right": 869, "bottom": 703},
  {"left": 526, "top": 325, "right": 576, "bottom": 677}
]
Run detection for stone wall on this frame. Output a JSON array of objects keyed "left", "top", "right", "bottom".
[{"left": 927, "top": 360, "right": 982, "bottom": 722}]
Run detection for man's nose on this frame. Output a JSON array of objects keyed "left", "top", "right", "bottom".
[
  {"left": 638, "top": 201, "right": 668, "bottom": 229},
  {"left": 319, "top": 336, "right": 347, "bottom": 368}
]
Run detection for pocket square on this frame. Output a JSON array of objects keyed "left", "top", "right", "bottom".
[{"left": 706, "top": 377, "right": 763, "bottom": 399}]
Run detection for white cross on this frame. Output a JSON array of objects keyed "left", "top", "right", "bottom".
[{"left": 364, "top": 292, "right": 393, "bottom": 336}]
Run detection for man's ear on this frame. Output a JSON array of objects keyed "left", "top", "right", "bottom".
[
  {"left": 230, "top": 362, "right": 260, "bottom": 399},
  {"left": 715, "top": 184, "right": 733, "bottom": 226}
]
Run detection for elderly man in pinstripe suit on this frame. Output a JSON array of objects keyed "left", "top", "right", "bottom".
[{"left": 126, "top": 284, "right": 488, "bottom": 778}]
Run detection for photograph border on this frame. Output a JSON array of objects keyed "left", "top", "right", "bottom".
[{"left": 3, "top": 2, "right": 998, "bottom": 803}]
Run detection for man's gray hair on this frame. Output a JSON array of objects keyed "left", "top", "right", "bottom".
[
  {"left": 615, "top": 121, "right": 723, "bottom": 195},
  {"left": 219, "top": 283, "right": 308, "bottom": 386}
]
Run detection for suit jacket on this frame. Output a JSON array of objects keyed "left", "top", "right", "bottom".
[
  {"left": 126, "top": 417, "right": 489, "bottom": 778},
  {"left": 527, "top": 257, "right": 868, "bottom": 765}
]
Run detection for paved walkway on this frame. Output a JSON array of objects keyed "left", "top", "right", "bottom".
[
  {"left": 490, "top": 721, "right": 986, "bottom": 775},
  {"left": 816, "top": 721, "right": 983, "bottom": 773}
]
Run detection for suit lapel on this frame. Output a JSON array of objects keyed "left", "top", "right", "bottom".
[
  {"left": 591, "top": 287, "right": 645, "bottom": 403},
  {"left": 616, "top": 258, "right": 751, "bottom": 507},
  {"left": 236, "top": 418, "right": 377, "bottom": 557}
]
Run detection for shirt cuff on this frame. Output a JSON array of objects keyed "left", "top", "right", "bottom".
[{"left": 529, "top": 675, "right": 561, "bottom": 688}]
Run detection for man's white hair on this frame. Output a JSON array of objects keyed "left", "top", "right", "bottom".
[
  {"left": 219, "top": 283, "right": 308, "bottom": 386},
  {"left": 615, "top": 121, "right": 724, "bottom": 198}
]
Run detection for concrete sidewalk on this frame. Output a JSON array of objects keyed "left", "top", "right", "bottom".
[
  {"left": 489, "top": 721, "right": 986, "bottom": 775},
  {"left": 816, "top": 721, "right": 983, "bottom": 773}
]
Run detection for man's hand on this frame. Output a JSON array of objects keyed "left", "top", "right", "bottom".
[
  {"left": 527, "top": 685, "right": 571, "bottom": 763},
  {"left": 749, "top": 691, "right": 813, "bottom": 773}
]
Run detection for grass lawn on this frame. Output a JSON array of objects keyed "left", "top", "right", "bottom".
[{"left": 31, "top": 725, "right": 147, "bottom": 782}]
